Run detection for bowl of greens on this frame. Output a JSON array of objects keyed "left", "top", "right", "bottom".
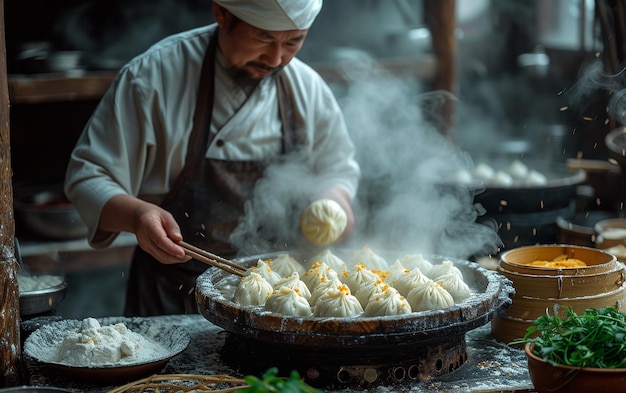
[{"left": 514, "top": 307, "right": 626, "bottom": 393}]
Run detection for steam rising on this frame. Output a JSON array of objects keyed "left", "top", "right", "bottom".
[
  {"left": 232, "top": 50, "right": 501, "bottom": 259},
  {"left": 569, "top": 59, "right": 626, "bottom": 124}
]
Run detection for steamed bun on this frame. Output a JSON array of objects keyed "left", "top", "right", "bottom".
[
  {"left": 300, "top": 199, "right": 347, "bottom": 246},
  {"left": 313, "top": 284, "right": 363, "bottom": 318},
  {"left": 234, "top": 272, "right": 273, "bottom": 307},
  {"left": 265, "top": 287, "right": 312, "bottom": 317},
  {"left": 406, "top": 280, "right": 454, "bottom": 312}
]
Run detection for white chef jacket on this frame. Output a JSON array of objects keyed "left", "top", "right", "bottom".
[{"left": 64, "top": 24, "right": 360, "bottom": 248}]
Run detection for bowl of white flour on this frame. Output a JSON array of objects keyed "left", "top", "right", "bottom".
[
  {"left": 23, "top": 316, "right": 190, "bottom": 383},
  {"left": 18, "top": 273, "right": 67, "bottom": 316}
]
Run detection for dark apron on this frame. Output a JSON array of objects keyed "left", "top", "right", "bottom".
[{"left": 124, "top": 29, "right": 302, "bottom": 317}]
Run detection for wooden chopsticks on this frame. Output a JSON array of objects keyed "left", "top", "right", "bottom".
[{"left": 179, "top": 240, "right": 247, "bottom": 277}]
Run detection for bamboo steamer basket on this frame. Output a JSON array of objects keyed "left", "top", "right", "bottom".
[
  {"left": 595, "top": 218, "right": 626, "bottom": 262},
  {"left": 498, "top": 244, "right": 616, "bottom": 275},
  {"left": 492, "top": 244, "right": 626, "bottom": 345},
  {"left": 497, "top": 263, "right": 625, "bottom": 299}
]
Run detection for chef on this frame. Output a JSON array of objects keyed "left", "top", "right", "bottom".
[{"left": 64, "top": 0, "right": 360, "bottom": 316}]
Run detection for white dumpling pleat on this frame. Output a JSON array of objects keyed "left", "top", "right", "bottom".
[
  {"left": 234, "top": 272, "right": 273, "bottom": 307},
  {"left": 313, "top": 284, "right": 363, "bottom": 318},
  {"left": 406, "top": 280, "right": 454, "bottom": 312},
  {"left": 264, "top": 286, "right": 313, "bottom": 317}
]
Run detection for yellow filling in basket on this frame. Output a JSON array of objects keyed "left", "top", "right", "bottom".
[{"left": 524, "top": 254, "right": 587, "bottom": 268}]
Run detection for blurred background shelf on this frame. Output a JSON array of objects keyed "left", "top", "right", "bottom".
[
  {"left": 7, "top": 53, "right": 436, "bottom": 104},
  {"left": 8, "top": 71, "right": 116, "bottom": 103},
  {"left": 18, "top": 231, "right": 136, "bottom": 258}
]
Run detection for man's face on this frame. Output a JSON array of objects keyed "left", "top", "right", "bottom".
[{"left": 215, "top": 6, "right": 308, "bottom": 81}]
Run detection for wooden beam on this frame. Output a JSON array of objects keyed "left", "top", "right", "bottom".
[
  {"left": 424, "top": 0, "right": 457, "bottom": 138},
  {"left": 0, "top": 0, "right": 22, "bottom": 385}
]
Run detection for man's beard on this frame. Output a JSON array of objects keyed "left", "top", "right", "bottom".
[{"left": 231, "top": 61, "right": 284, "bottom": 86}]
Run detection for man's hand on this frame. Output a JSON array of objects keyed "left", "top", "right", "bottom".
[{"left": 99, "top": 195, "right": 191, "bottom": 264}]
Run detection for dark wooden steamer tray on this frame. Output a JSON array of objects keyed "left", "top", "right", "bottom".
[{"left": 196, "top": 253, "right": 514, "bottom": 389}]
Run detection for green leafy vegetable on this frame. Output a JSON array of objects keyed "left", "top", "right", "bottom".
[
  {"left": 510, "top": 307, "right": 626, "bottom": 368},
  {"left": 239, "top": 367, "right": 323, "bottom": 393}
]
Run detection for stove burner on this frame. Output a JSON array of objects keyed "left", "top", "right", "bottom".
[{"left": 220, "top": 333, "right": 468, "bottom": 389}]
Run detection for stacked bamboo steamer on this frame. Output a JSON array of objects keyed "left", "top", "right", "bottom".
[
  {"left": 491, "top": 244, "right": 626, "bottom": 345},
  {"left": 595, "top": 218, "right": 626, "bottom": 262}
]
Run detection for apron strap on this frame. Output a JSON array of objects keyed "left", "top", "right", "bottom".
[
  {"left": 277, "top": 72, "right": 296, "bottom": 153},
  {"left": 165, "top": 29, "right": 218, "bottom": 201}
]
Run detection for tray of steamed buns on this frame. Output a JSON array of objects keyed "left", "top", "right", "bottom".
[{"left": 196, "top": 246, "right": 514, "bottom": 349}]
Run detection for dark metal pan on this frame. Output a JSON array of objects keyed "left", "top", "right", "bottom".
[{"left": 196, "top": 252, "right": 514, "bottom": 350}]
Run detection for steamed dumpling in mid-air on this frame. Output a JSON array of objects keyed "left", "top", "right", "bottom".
[
  {"left": 406, "top": 280, "right": 454, "bottom": 312},
  {"left": 300, "top": 199, "right": 347, "bottom": 246},
  {"left": 393, "top": 267, "right": 430, "bottom": 297},
  {"left": 313, "top": 284, "right": 363, "bottom": 318},
  {"left": 246, "top": 259, "right": 282, "bottom": 286},
  {"left": 364, "top": 286, "right": 412, "bottom": 317},
  {"left": 234, "top": 272, "right": 273, "bottom": 307},
  {"left": 273, "top": 272, "right": 311, "bottom": 300},
  {"left": 341, "top": 263, "right": 380, "bottom": 294},
  {"left": 265, "top": 254, "right": 306, "bottom": 277},
  {"left": 302, "top": 261, "right": 339, "bottom": 292},
  {"left": 264, "top": 287, "right": 313, "bottom": 317}
]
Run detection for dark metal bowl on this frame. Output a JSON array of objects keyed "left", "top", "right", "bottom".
[
  {"left": 472, "top": 160, "right": 586, "bottom": 214},
  {"left": 19, "top": 279, "right": 68, "bottom": 316},
  {"left": 14, "top": 188, "right": 88, "bottom": 240}
]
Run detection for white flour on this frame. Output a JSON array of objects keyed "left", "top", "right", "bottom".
[
  {"left": 18, "top": 274, "right": 63, "bottom": 292},
  {"left": 40, "top": 318, "right": 168, "bottom": 367}
]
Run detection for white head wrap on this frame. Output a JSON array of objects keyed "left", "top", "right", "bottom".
[{"left": 214, "top": 0, "right": 322, "bottom": 31}]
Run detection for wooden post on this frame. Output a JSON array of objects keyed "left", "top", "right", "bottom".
[
  {"left": 424, "top": 0, "right": 457, "bottom": 139},
  {"left": 0, "top": 0, "right": 22, "bottom": 386}
]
